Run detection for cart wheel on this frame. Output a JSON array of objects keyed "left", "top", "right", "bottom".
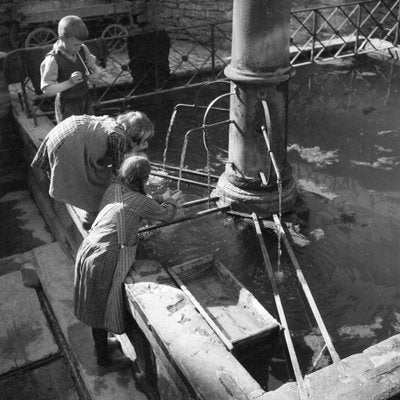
[
  {"left": 25, "top": 27, "right": 57, "bottom": 48},
  {"left": 101, "top": 24, "right": 128, "bottom": 53}
]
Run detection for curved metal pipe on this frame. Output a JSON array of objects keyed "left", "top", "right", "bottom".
[{"left": 193, "top": 78, "right": 232, "bottom": 106}]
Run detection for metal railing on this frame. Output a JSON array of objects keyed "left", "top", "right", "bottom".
[
  {"left": 14, "top": 0, "right": 400, "bottom": 120},
  {"left": 290, "top": 0, "right": 400, "bottom": 65}
]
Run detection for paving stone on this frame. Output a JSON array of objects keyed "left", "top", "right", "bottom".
[
  {"left": 0, "top": 358, "right": 80, "bottom": 400},
  {"left": 0, "top": 270, "right": 59, "bottom": 374},
  {"left": 33, "top": 242, "right": 148, "bottom": 400}
]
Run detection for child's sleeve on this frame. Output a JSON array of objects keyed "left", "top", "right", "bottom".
[
  {"left": 107, "top": 131, "right": 126, "bottom": 174},
  {"left": 40, "top": 55, "right": 58, "bottom": 91}
]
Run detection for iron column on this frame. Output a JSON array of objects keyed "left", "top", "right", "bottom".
[{"left": 214, "top": 0, "right": 297, "bottom": 216}]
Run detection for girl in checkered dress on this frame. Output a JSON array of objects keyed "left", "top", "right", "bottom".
[
  {"left": 74, "top": 155, "right": 182, "bottom": 375},
  {"left": 31, "top": 111, "right": 154, "bottom": 230}
]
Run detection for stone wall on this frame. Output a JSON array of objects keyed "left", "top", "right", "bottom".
[
  {"left": 0, "top": 1, "right": 13, "bottom": 51},
  {"left": 0, "top": 0, "right": 396, "bottom": 52},
  {"left": 146, "top": 0, "right": 232, "bottom": 29},
  {"left": 0, "top": 0, "right": 148, "bottom": 51},
  {"left": 145, "top": 0, "right": 232, "bottom": 45}
]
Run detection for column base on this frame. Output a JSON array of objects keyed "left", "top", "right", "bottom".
[{"left": 212, "top": 172, "right": 297, "bottom": 217}]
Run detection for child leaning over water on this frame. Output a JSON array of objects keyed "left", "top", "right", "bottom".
[{"left": 40, "top": 15, "right": 101, "bottom": 123}]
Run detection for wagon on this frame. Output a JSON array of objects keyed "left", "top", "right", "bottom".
[{"left": 9, "top": 0, "right": 134, "bottom": 50}]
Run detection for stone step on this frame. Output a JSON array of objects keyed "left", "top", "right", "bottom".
[
  {"left": 32, "top": 242, "right": 148, "bottom": 400},
  {"left": 0, "top": 268, "right": 59, "bottom": 375}
]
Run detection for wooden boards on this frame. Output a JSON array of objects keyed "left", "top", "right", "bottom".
[{"left": 169, "top": 254, "right": 280, "bottom": 351}]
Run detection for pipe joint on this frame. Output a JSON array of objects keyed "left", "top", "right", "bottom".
[{"left": 225, "top": 64, "right": 294, "bottom": 85}]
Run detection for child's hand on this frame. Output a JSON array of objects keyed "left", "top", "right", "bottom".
[
  {"left": 69, "top": 71, "right": 84, "bottom": 85},
  {"left": 162, "top": 189, "right": 183, "bottom": 204},
  {"left": 88, "top": 71, "right": 100, "bottom": 83},
  {"left": 170, "top": 190, "right": 183, "bottom": 204}
]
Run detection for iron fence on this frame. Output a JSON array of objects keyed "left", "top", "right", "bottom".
[
  {"left": 290, "top": 0, "right": 400, "bottom": 65},
  {"left": 13, "top": 0, "right": 400, "bottom": 120}
]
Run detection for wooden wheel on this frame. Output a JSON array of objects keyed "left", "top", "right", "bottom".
[
  {"left": 25, "top": 27, "right": 57, "bottom": 48},
  {"left": 101, "top": 24, "right": 128, "bottom": 53}
]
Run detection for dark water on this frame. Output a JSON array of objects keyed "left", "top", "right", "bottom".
[{"left": 133, "top": 55, "right": 400, "bottom": 391}]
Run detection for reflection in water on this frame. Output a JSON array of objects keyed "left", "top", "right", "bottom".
[{"left": 137, "top": 54, "right": 400, "bottom": 390}]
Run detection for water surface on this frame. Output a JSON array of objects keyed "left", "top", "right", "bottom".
[{"left": 137, "top": 54, "right": 400, "bottom": 390}]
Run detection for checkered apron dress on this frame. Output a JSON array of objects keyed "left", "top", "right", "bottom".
[{"left": 102, "top": 184, "right": 137, "bottom": 332}]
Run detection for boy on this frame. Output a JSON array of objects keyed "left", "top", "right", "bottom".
[{"left": 40, "top": 15, "right": 100, "bottom": 123}]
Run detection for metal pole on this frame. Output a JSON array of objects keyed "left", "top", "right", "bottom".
[
  {"left": 252, "top": 213, "right": 308, "bottom": 400},
  {"left": 139, "top": 205, "right": 230, "bottom": 232},
  {"left": 272, "top": 214, "right": 346, "bottom": 378},
  {"left": 151, "top": 162, "right": 220, "bottom": 180},
  {"left": 355, "top": 4, "right": 362, "bottom": 54},
  {"left": 312, "top": 9, "right": 318, "bottom": 62},
  {"left": 211, "top": 24, "right": 216, "bottom": 79},
  {"left": 181, "top": 196, "right": 219, "bottom": 208},
  {"left": 150, "top": 171, "right": 217, "bottom": 189},
  {"left": 395, "top": 0, "right": 400, "bottom": 46}
]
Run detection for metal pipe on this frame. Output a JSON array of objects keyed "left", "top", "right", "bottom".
[
  {"left": 252, "top": 213, "right": 308, "bottom": 400},
  {"left": 139, "top": 205, "right": 230, "bottom": 232},
  {"left": 177, "top": 119, "right": 233, "bottom": 190},
  {"left": 261, "top": 124, "right": 281, "bottom": 184},
  {"left": 98, "top": 81, "right": 212, "bottom": 107},
  {"left": 181, "top": 196, "right": 219, "bottom": 209},
  {"left": 151, "top": 162, "right": 220, "bottom": 180},
  {"left": 272, "top": 214, "right": 346, "bottom": 378},
  {"left": 150, "top": 171, "right": 217, "bottom": 189}
]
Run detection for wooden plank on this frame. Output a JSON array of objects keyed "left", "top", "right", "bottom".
[
  {"left": 168, "top": 266, "right": 234, "bottom": 351},
  {"left": 213, "top": 259, "right": 280, "bottom": 346},
  {"left": 0, "top": 270, "right": 59, "bottom": 374},
  {"left": 169, "top": 257, "right": 280, "bottom": 351}
]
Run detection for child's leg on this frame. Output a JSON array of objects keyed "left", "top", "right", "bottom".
[
  {"left": 92, "top": 327, "right": 132, "bottom": 375},
  {"left": 92, "top": 327, "right": 110, "bottom": 366}
]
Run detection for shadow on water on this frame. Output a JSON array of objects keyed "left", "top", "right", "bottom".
[{"left": 131, "top": 54, "right": 400, "bottom": 390}]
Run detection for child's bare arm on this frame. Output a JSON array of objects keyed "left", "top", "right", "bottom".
[
  {"left": 42, "top": 72, "right": 84, "bottom": 96},
  {"left": 40, "top": 56, "right": 84, "bottom": 96}
]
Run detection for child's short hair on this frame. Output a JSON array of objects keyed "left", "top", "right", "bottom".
[
  {"left": 58, "top": 16, "right": 89, "bottom": 41},
  {"left": 116, "top": 111, "right": 155, "bottom": 144}
]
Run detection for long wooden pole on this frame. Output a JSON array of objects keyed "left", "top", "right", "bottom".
[
  {"left": 272, "top": 214, "right": 346, "bottom": 377},
  {"left": 252, "top": 213, "right": 308, "bottom": 400}
]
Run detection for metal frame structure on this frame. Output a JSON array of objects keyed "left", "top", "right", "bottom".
[{"left": 10, "top": 0, "right": 399, "bottom": 121}]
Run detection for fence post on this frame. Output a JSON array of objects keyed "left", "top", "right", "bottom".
[
  {"left": 211, "top": 24, "right": 216, "bottom": 79},
  {"left": 395, "top": 0, "right": 400, "bottom": 46},
  {"left": 311, "top": 9, "right": 317, "bottom": 62},
  {"left": 355, "top": 4, "right": 362, "bottom": 54}
]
